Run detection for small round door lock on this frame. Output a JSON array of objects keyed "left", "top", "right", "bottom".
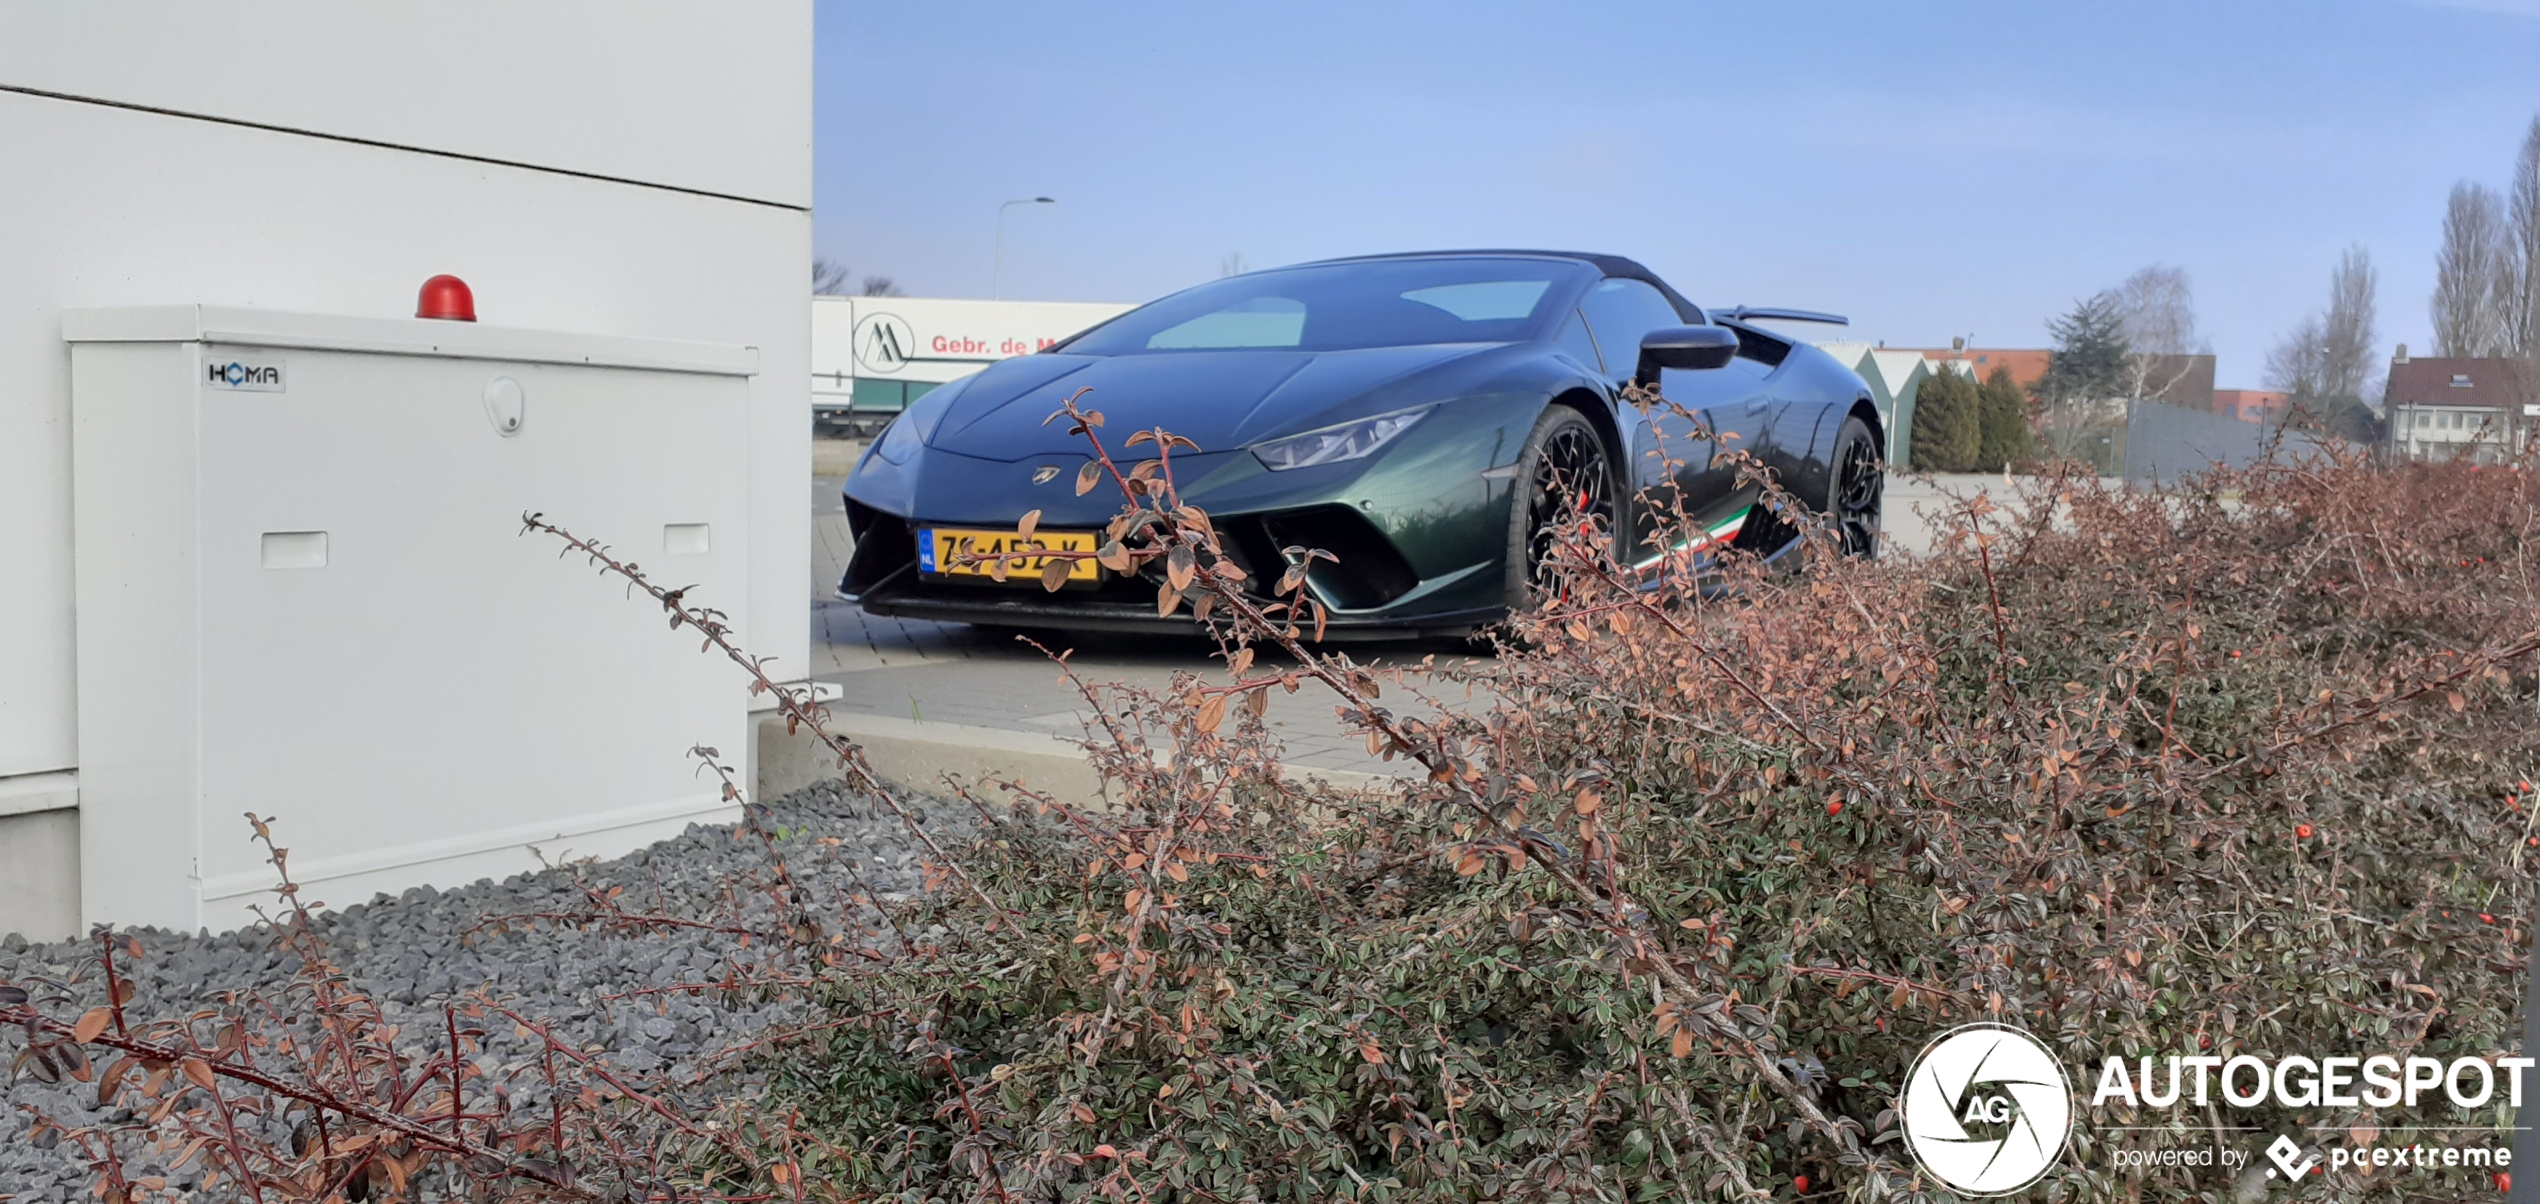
[{"left": 483, "top": 376, "right": 525, "bottom": 437}]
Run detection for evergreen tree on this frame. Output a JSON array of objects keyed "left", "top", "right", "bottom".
[
  {"left": 1909, "top": 368, "right": 1981, "bottom": 472},
  {"left": 1976, "top": 365, "right": 2034, "bottom": 471},
  {"left": 2034, "top": 293, "right": 2131, "bottom": 407}
]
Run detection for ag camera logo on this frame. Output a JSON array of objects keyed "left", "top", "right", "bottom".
[{"left": 1902, "top": 1023, "right": 2073, "bottom": 1195}]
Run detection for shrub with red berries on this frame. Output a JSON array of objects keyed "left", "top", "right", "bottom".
[{"left": 18, "top": 432, "right": 2536, "bottom": 1204}]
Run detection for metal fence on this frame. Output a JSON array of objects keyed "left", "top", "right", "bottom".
[{"left": 2120, "top": 398, "right": 2352, "bottom": 484}]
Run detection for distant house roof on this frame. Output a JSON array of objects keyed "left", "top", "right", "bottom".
[
  {"left": 1809, "top": 339, "right": 1875, "bottom": 371},
  {"left": 1859, "top": 350, "right": 1932, "bottom": 407},
  {"left": 2211, "top": 389, "right": 2288, "bottom": 422},
  {"left": 2386, "top": 356, "right": 2520, "bottom": 407},
  {"left": 1901, "top": 349, "right": 2215, "bottom": 407},
  {"left": 1897, "top": 349, "right": 2052, "bottom": 389}
]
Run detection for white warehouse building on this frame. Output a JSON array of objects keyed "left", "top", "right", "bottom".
[{"left": 0, "top": 6, "right": 813, "bottom": 941}]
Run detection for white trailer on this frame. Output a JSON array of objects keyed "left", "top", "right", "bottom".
[{"left": 811, "top": 296, "right": 1133, "bottom": 434}]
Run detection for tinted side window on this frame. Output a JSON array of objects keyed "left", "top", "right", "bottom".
[
  {"left": 1578, "top": 279, "right": 1684, "bottom": 379},
  {"left": 1733, "top": 326, "right": 1791, "bottom": 367},
  {"left": 1555, "top": 309, "right": 1603, "bottom": 371}
]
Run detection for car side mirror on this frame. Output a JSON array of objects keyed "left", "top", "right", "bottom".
[{"left": 1637, "top": 326, "right": 1739, "bottom": 383}]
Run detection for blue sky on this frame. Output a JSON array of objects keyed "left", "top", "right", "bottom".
[{"left": 813, "top": 0, "right": 2540, "bottom": 386}]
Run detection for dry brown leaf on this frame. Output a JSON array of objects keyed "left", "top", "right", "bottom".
[{"left": 72, "top": 1007, "right": 112, "bottom": 1044}]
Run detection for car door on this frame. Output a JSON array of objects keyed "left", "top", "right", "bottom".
[
  {"left": 1577, "top": 278, "right": 1762, "bottom": 555},
  {"left": 1695, "top": 326, "right": 1791, "bottom": 527}
]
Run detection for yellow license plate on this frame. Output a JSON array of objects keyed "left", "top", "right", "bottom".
[{"left": 920, "top": 527, "right": 1101, "bottom": 582}]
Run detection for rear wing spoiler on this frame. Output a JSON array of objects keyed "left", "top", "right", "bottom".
[{"left": 1711, "top": 306, "right": 1849, "bottom": 326}]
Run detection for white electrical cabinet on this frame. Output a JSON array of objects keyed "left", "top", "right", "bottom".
[{"left": 67, "top": 307, "right": 756, "bottom": 932}]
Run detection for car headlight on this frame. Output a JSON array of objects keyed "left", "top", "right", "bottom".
[
  {"left": 1253, "top": 406, "right": 1433, "bottom": 472},
  {"left": 871, "top": 377, "right": 969, "bottom": 464}
]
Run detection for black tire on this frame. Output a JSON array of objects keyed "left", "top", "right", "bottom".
[
  {"left": 1501, "top": 405, "right": 1616, "bottom": 610},
  {"left": 1825, "top": 415, "right": 1882, "bottom": 559}
]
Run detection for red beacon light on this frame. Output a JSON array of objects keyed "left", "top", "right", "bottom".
[{"left": 415, "top": 274, "right": 477, "bottom": 322}]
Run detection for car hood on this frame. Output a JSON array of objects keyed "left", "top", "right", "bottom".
[{"left": 928, "top": 344, "right": 1500, "bottom": 461}]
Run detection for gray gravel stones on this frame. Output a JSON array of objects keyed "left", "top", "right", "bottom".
[{"left": 0, "top": 779, "right": 949, "bottom": 1202}]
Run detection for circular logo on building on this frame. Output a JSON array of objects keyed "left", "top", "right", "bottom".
[
  {"left": 853, "top": 312, "right": 915, "bottom": 375},
  {"left": 1900, "top": 1023, "right": 2072, "bottom": 1196}
]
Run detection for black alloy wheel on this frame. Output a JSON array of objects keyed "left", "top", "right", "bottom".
[
  {"left": 1828, "top": 415, "right": 1882, "bottom": 559},
  {"left": 1503, "top": 406, "right": 1616, "bottom": 607}
]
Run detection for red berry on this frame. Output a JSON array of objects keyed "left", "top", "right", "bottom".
[
  {"left": 2497, "top": 1171, "right": 2511, "bottom": 1191},
  {"left": 1826, "top": 801, "right": 1843, "bottom": 816},
  {"left": 2481, "top": 914, "right": 2495, "bottom": 924},
  {"left": 1794, "top": 1174, "right": 1810, "bottom": 1193},
  {"left": 2295, "top": 824, "right": 2313, "bottom": 840}
]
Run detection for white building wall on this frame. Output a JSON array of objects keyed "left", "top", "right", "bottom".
[
  {"left": 0, "top": 4, "right": 809, "bottom": 207},
  {"left": 0, "top": 5, "right": 810, "bottom": 938}
]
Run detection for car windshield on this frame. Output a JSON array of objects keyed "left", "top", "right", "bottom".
[{"left": 1061, "top": 258, "right": 1593, "bottom": 355}]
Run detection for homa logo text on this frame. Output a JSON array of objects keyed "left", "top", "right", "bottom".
[{"left": 205, "top": 357, "right": 286, "bottom": 393}]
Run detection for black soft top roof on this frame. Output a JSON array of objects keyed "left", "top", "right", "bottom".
[{"left": 1294, "top": 249, "right": 1707, "bottom": 325}]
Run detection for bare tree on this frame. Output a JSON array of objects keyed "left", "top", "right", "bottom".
[
  {"left": 2511, "top": 115, "right": 2540, "bottom": 356},
  {"left": 2110, "top": 265, "right": 2206, "bottom": 401},
  {"left": 860, "top": 276, "right": 907, "bottom": 297},
  {"left": 2265, "top": 247, "right": 2382, "bottom": 443},
  {"left": 1220, "top": 252, "right": 1250, "bottom": 278},
  {"left": 2265, "top": 315, "right": 2329, "bottom": 399},
  {"left": 2432, "top": 182, "right": 2514, "bottom": 357},
  {"left": 2320, "top": 245, "right": 2380, "bottom": 402},
  {"left": 813, "top": 257, "right": 854, "bottom": 296}
]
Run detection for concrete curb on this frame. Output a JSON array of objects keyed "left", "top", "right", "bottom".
[{"left": 753, "top": 711, "right": 1409, "bottom": 810}]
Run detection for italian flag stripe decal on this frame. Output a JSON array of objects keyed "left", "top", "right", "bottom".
[{"left": 1630, "top": 504, "right": 1753, "bottom": 573}]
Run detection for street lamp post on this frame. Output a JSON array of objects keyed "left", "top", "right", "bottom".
[{"left": 993, "top": 197, "right": 1055, "bottom": 300}]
